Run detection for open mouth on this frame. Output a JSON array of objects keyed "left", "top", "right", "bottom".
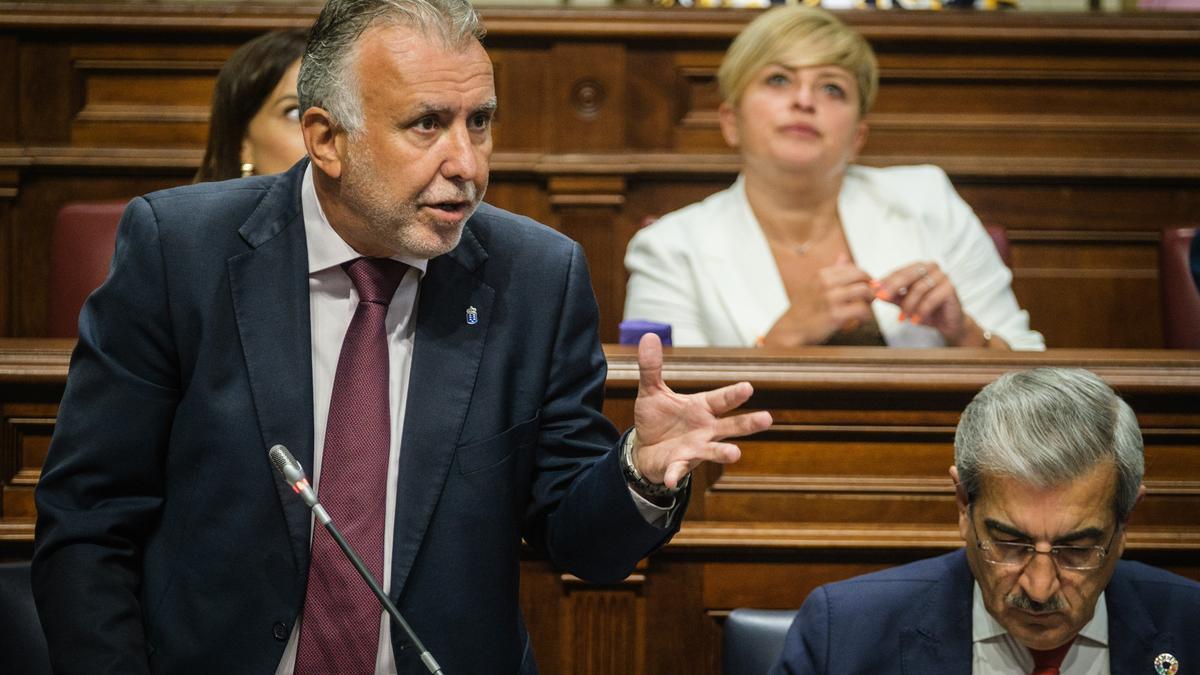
[{"left": 424, "top": 201, "right": 471, "bottom": 219}]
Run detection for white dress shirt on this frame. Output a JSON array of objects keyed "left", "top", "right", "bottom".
[
  {"left": 971, "top": 581, "right": 1110, "bottom": 674},
  {"left": 275, "top": 165, "right": 427, "bottom": 675}
]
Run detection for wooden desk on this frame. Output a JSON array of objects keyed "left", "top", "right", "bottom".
[
  {"left": 5, "top": 340, "right": 1198, "bottom": 671},
  {"left": 522, "top": 345, "right": 1200, "bottom": 673}
]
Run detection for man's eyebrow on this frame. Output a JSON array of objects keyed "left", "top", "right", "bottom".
[
  {"left": 412, "top": 102, "right": 453, "bottom": 117},
  {"left": 983, "top": 518, "right": 1107, "bottom": 545},
  {"left": 410, "top": 98, "right": 498, "bottom": 117},
  {"left": 984, "top": 518, "right": 1030, "bottom": 541},
  {"left": 1052, "top": 527, "right": 1107, "bottom": 545}
]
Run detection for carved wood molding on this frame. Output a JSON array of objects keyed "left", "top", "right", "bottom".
[
  {"left": 3, "top": 146, "right": 1199, "bottom": 181},
  {"left": 669, "top": 521, "right": 1200, "bottom": 551},
  {"left": 0, "top": 339, "right": 73, "bottom": 382},
  {"left": 601, "top": 346, "right": 1200, "bottom": 393},
  {"left": 5, "top": 340, "right": 1199, "bottom": 393}
]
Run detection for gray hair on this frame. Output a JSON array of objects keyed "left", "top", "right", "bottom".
[
  {"left": 297, "top": 0, "right": 485, "bottom": 135},
  {"left": 954, "top": 368, "right": 1144, "bottom": 522}
]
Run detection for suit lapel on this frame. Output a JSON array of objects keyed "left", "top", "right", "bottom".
[
  {"left": 901, "top": 551, "right": 974, "bottom": 675},
  {"left": 703, "top": 177, "right": 788, "bottom": 345},
  {"left": 389, "top": 224, "right": 493, "bottom": 599},
  {"left": 1107, "top": 563, "right": 1172, "bottom": 674},
  {"left": 838, "top": 168, "right": 940, "bottom": 345},
  {"left": 227, "top": 163, "right": 315, "bottom": 579}
]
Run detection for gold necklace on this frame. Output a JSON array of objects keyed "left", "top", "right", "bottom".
[{"left": 767, "top": 223, "right": 829, "bottom": 257}]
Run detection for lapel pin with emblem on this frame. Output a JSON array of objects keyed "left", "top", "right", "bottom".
[
  {"left": 1155, "top": 653, "right": 1179, "bottom": 675},
  {"left": 465, "top": 306, "right": 478, "bottom": 325}
]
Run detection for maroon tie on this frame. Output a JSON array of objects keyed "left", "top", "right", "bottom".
[
  {"left": 1029, "top": 638, "right": 1074, "bottom": 675},
  {"left": 296, "top": 257, "right": 408, "bottom": 675}
]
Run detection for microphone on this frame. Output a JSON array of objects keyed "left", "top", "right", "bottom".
[{"left": 268, "top": 444, "right": 445, "bottom": 675}]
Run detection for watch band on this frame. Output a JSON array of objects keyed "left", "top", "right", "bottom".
[{"left": 621, "top": 429, "right": 684, "bottom": 498}]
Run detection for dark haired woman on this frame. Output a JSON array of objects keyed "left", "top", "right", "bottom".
[{"left": 195, "top": 29, "right": 309, "bottom": 182}]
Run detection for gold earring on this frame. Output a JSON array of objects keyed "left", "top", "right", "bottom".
[{"left": 240, "top": 162, "right": 254, "bottom": 178}]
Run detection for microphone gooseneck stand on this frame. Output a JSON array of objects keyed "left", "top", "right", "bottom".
[{"left": 269, "top": 444, "right": 445, "bottom": 675}]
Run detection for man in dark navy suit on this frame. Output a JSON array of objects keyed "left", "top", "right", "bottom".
[
  {"left": 773, "top": 368, "right": 1199, "bottom": 675},
  {"left": 31, "top": 0, "right": 771, "bottom": 673}
]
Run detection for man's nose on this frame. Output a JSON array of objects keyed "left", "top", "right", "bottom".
[
  {"left": 440, "top": 124, "right": 480, "bottom": 182},
  {"left": 1019, "top": 549, "right": 1061, "bottom": 603}
]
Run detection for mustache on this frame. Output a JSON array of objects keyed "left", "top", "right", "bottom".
[
  {"left": 1006, "top": 591, "right": 1065, "bottom": 613},
  {"left": 419, "top": 184, "right": 478, "bottom": 205}
]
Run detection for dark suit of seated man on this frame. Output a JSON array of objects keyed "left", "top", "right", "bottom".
[
  {"left": 773, "top": 367, "right": 1199, "bottom": 675},
  {"left": 1191, "top": 229, "right": 1200, "bottom": 291}
]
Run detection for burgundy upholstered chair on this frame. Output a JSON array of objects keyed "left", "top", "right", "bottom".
[
  {"left": 1160, "top": 227, "right": 1200, "bottom": 349},
  {"left": 47, "top": 201, "right": 126, "bottom": 337}
]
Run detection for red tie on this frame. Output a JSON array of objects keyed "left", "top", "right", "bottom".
[
  {"left": 296, "top": 257, "right": 408, "bottom": 675},
  {"left": 1029, "top": 638, "right": 1074, "bottom": 675}
]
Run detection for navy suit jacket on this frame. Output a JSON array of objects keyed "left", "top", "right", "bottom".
[
  {"left": 32, "top": 161, "right": 684, "bottom": 674},
  {"left": 772, "top": 549, "right": 1200, "bottom": 675},
  {"left": 1190, "top": 229, "right": 1200, "bottom": 291}
]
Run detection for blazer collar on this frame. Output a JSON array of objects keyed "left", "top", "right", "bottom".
[
  {"left": 699, "top": 175, "right": 788, "bottom": 345},
  {"left": 388, "top": 218, "right": 492, "bottom": 600},
  {"left": 902, "top": 550, "right": 975, "bottom": 675},
  {"left": 228, "top": 160, "right": 316, "bottom": 583},
  {"left": 1107, "top": 562, "right": 1173, "bottom": 673}
]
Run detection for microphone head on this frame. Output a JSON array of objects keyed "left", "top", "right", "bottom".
[
  {"left": 268, "top": 444, "right": 295, "bottom": 475},
  {"left": 268, "top": 443, "right": 310, "bottom": 489}
]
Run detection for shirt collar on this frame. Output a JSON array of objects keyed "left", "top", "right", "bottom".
[
  {"left": 972, "top": 580, "right": 1109, "bottom": 646},
  {"left": 301, "top": 163, "right": 429, "bottom": 277}
]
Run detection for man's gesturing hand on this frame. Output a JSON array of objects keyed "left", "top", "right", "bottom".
[{"left": 631, "top": 333, "right": 773, "bottom": 488}]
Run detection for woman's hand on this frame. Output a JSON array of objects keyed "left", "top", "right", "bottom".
[
  {"left": 761, "top": 255, "right": 874, "bottom": 347},
  {"left": 875, "top": 261, "right": 993, "bottom": 347}
]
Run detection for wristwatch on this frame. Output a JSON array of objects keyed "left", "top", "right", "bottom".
[{"left": 620, "top": 429, "right": 686, "bottom": 498}]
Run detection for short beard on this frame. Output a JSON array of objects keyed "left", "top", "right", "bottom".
[{"left": 341, "top": 139, "right": 484, "bottom": 259}]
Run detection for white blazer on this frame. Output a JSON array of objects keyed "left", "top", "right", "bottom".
[{"left": 623, "top": 165, "right": 1044, "bottom": 350}]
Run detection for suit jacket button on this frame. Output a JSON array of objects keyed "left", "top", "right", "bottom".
[{"left": 272, "top": 622, "right": 289, "bottom": 641}]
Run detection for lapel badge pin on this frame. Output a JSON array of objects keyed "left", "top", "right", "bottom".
[
  {"left": 1155, "top": 653, "right": 1179, "bottom": 675},
  {"left": 466, "top": 306, "right": 478, "bottom": 325}
]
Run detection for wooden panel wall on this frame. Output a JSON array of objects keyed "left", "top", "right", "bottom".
[
  {"left": 1, "top": 6, "right": 1198, "bottom": 347},
  {"left": 3, "top": 340, "right": 1199, "bottom": 673}
]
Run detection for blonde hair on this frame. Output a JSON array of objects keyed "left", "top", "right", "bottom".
[{"left": 718, "top": 6, "right": 879, "bottom": 117}]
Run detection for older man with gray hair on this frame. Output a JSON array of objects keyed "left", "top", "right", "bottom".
[
  {"left": 31, "top": 0, "right": 771, "bottom": 672},
  {"left": 774, "top": 367, "right": 1199, "bottom": 675}
]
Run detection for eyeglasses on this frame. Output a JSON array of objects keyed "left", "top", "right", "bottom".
[{"left": 968, "top": 505, "right": 1120, "bottom": 571}]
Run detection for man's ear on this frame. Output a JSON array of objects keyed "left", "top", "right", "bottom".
[
  {"left": 1132, "top": 483, "right": 1147, "bottom": 513},
  {"left": 718, "top": 101, "right": 740, "bottom": 149},
  {"left": 950, "top": 465, "right": 970, "bottom": 541},
  {"left": 1114, "top": 483, "right": 1147, "bottom": 557},
  {"left": 302, "top": 106, "right": 344, "bottom": 180}
]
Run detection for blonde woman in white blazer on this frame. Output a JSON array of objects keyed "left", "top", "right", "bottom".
[{"left": 623, "top": 6, "right": 1043, "bottom": 350}]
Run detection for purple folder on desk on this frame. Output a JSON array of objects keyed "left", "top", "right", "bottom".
[{"left": 619, "top": 320, "right": 672, "bottom": 346}]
